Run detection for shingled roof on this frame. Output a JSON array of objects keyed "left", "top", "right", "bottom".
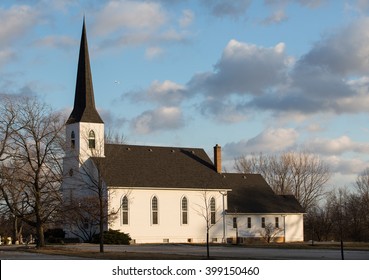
[
  {"left": 92, "top": 143, "right": 304, "bottom": 214},
  {"left": 93, "top": 144, "right": 229, "bottom": 189},
  {"left": 224, "top": 173, "right": 304, "bottom": 214}
]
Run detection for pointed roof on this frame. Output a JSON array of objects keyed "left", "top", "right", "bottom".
[
  {"left": 67, "top": 19, "right": 103, "bottom": 124},
  {"left": 92, "top": 143, "right": 304, "bottom": 214}
]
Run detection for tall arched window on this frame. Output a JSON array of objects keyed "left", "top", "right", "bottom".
[
  {"left": 151, "top": 196, "right": 158, "bottom": 225},
  {"left": 88, "top": 130, "right": 95, "bottom": 149},
  {"left": 71, "top": 131, "right": 75, "bottom": 149},
  {"left": 181, "top": 197, "right": 188, "bottom": 225},
  {"left": 210, "top": 197, "right": 216, "bottom": 225},
  {"left": 122, "top": 196, "right": 128, "bottom": 225}
]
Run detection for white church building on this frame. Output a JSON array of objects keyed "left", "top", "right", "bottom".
[{"left": 61, "top": 21, "right": 304, "bottom": 244}]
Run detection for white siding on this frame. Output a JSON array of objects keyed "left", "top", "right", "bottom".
[
  {"left": 109, "top": 188, "right": 228, "bottom": 243},
  {"left": 226, "top": 214, "right": 304, "bottom": 242}
]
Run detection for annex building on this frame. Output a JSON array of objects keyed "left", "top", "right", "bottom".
[{"left": 61, "top": 21, "right": 304, "bottom": 244}]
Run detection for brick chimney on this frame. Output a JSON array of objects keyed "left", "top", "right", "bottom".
[{"left": 214, "top": 144, "right": 222, "bottom": 173}]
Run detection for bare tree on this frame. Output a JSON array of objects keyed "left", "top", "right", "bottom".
[
  {"left": 64, "top": 130, "right": 125, "bottom": 252},
  {"left": 235, "top": 151, "right": 331, "bottom": 211},
  {"left": 0, "top": 95, "right": 17, "bottom": 162},
  {"left": 194, "top": 190, "right": 222, "bottom": 259},
  {"left": 259, "top": 223, "right": 283, "bottom": 243},
  {"left": 0, "top": 97, "right": 64, "bottom": 247},
  {"left": 355, "top": 167, "right": 369, "bottom": 198}
]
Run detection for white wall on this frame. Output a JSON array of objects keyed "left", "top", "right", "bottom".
[
  {"left": 109, "top": 187, "right": 228, "bottom": 243},
  {"left": 285, "top": 214, "right": 304, "bottom": 242},
  {"left": 226, "top": 214, "right": 304, "bottom": 242}
]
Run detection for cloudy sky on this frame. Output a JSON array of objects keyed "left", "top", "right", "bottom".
[{"left": 2, "top": 0, "right": 369, "bottom": 188}]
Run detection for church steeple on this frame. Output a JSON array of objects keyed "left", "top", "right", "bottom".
[{"left": 67, "top": 18, "right": 103, "bottom": 124}]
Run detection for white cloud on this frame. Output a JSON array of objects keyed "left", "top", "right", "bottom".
[
  {"left": 92, "top": 1, "right": 191, "bottom": 51},
  {"left": 326, "top": 156, "right": 368, "bottom": 175},
  {"left": 306, "top": 136, "right": 369, "bottom": 156},
  {"left": 247, "top": 17, "right": 369, "bottom": 116},
  {"left": 93, "top": 0, "right": 167, "bottom": 35},
  {"left": 0, "top": 49, "right": 16, "bottom": 66},
  {"left": 145, "top": 47, "right": 164, "bottom": 59},
  {"left": 34, "top": 35, "right": 78, "bottom": 50},
  {"left": 224, "top": 127, "right": 299, "bottom": 157},
  {"left": 0, "top": 5, "right": 39, "bottom": 47},
  {"left": 189, "top": 39, "right": 289, "bottom": 96},
  {"left": 200, "top": 0, "right": 252, "bottom": 18},
  {"left": 179, "top": 9, "right": 194, "bottom": 28},
  {"left": 260, "top": 10, "right": 288, "bottom": 25},
  {"left": 125, "top": 80, "right": 187, "bottom": 106},
  {"left": 301, "top": 17, "right": 369, "bottom": 76},
  {"left": 131, "top": 106, "right": 184, "bottom": 134}
]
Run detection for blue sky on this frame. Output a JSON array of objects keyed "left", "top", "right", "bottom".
[{"left": 2, "top": 0, "right": 369, "bottom": 188}]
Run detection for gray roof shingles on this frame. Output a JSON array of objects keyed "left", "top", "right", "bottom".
[{"left": 92, "top": 143, "right": 304, "bottom": 214}]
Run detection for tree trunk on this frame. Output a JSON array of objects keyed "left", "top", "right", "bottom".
[
  {"left": 206, "top": 229, "right": 209, "bottom": 259},
  {"left": 99, "top": 181, "right": 104, "bottom": 253},
  {"left": 37, "top": 223, "right": 45, "bottom": 248}
]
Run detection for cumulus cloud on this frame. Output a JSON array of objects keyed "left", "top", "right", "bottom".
[
  {"left": 126, "top": 80, "right": 187, "bottom": 106},
  {"left": 189, "top": 40, "right": 288, "bottom": 97},
  {"left": 130, "top": 106, "right": 184, "bottom": 134},
  {"left": 300, "top": 18, "right": 369, "bottom": 76},
  {"left": 306, "top": 136, "right": 369, "bottom": 156},
  {"left": 247, "top": 17, "right": 369, "bottom": 116},
  {"left": 224, "top": 127, "right": 299, "bottom": 157},
  {"left": 326, "top": 156, "right": 368, "bottom": 175},
  {"left": 199, "top": 98, "right": 249, "bottom": 123}
]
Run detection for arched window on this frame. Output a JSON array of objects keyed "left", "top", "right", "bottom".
[
  {"left": 88, "top": 130, "right": 95, "bottom": 149},
  {"left": 71, "top": 131, "right": 75, "bottom": 149},
  {"left": 210, "top": 197, "right": 216, "bottom": 225},
  {"left": 181, "top": 197, "right": 188, "bottom": 225},
  {"left": 122, "top": 196, "right": 128, "bottom": 225},
  {"left": 151, "top": 196, "right": 158, "bottom": 225}
]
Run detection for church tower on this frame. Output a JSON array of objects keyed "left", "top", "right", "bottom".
[{"left": 65, "top": 19, "right": 104, "bottom": 165}]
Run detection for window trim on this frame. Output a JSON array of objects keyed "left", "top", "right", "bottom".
[
  {"left": 71, "top": 131, "right": 75, "bottom": 149},
  {"left": 210, "top": 197, "right": 216, "bottom": 225},
  {"left": 88, "top": 130, "right": 96, "bottom": 149},
  {"left": 233, "top": 217, "right": 237, "bottom": 229},
  {"left": 122, "top": 195, "right": 129, "bottom": 225},
  {"left": 151, "top": 196, "right": 159, "bottom": 225},
  {"left": 181, "top": 196, "right": 188, "bottom": 225}
]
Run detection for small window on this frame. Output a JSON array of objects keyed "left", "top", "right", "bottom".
[
  {"left": 247, "top": 217, "right": 252, "bottom": 228},
  {"left": 261, "top": 217, "right": 265, "bottom": 228},
  {"left": 122, "top": 196, "right": 128, "bottom": 225},
  {"left": 88, "top": 130, "right": 95, "bottom": 149},
  {"left": 233, "top": 217, "right": 237, "bottom": 229},
  {"left": 71, "top": 131, "right": 75, "bottom": 149},
  {"left": 210, "top": 197, "right": 216, "bottom": 225},
  {"left": 181, "top": 197, "right": 188, "bottom": 225},
  {"left": 275, "top": 217, "right": 279, "bottom": 228},
  {"left": 152, "top": 196, "right": 158, "bottom": 225}
]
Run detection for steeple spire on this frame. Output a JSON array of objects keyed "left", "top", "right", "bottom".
[{"left": 67, "top": 18, "right": 103, "bottom": 124}]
